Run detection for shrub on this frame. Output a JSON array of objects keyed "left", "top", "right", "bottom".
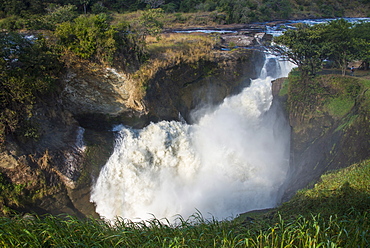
[
  {"left": 0, "top": 16, "right": 27, "bottom": 30},
  {"left": 55, "top": 14, "right": 117, "bottom": 63},
  {"left": 0, "top": 32, "right": 61, "bottom": 145}
]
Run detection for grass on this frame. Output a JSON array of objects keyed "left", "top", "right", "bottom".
[
  {"left": 325, "top": 96, "right": 354, "bottom": 118},
  {"left": 0, "top": 160, "right": 369, "bottom": 247},
  {"left": 277, "top": 160, "right": 370, "bottom": 219},
  {"left": 0, "top": 211, "right": 368, "bottom": 247}
]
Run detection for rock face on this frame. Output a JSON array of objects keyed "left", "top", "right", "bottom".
[
  {"left": 145, "top": 49, "right": 265, "bottom": 122},
  {"left": 0, "top": 103, "right": 89, "bottom": 216},
  {"left": 0, "top": 44, "right": 266, "bottom": 216},
  {"left": 220, "top": 32, "right": 273, "bottom": 48},
  {"left": 60, "top": 63, "right": 146, "bottom": 127},
  {"left": 281, "top": 75, "right": 370, "bottom": 201}
]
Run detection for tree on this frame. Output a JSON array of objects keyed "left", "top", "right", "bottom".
[
  {"left": 137, "top": 8, "right": 164, "bottom": 40},
  {"left": 352, "top": 21, "right": 370, "bottom": 70},
  {"left": 322, "top": 19, "right": 356, "bottom": 76},
  {"left": 272, "top": 23, "right": 328, "bottom": 77},
  {"left": 272, "top": 19, "right": 364, "bottom": 77},
  {"left": 80, "top": 0, "right": 91, "bottom": 14}
]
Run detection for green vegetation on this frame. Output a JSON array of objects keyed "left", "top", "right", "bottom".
[
  {"left": 285, "top": 70, "right": 368, "bottom": 120},
  {"left": 0, "top": 168, "right": 61, "bottom": 216},
  {"left": 0, "top": 159, "right": 368, "bottom": 247},
  {"left": 279, "top": 160, "right": 370, "bottom": 217},
  {"left": 0, "top": 173, "right": 27, "bottom": 215},
  {"left": 55, "top": 14, "right": 118, "bottom": 63},
  {"left": 0, "top": 32, "right": 61, "bottom": 147},
  {"left": 0, "top": 1, "right": 369, "bottom": 246},
  {"left": 0, "top": 0, "right": 369, "bottom": 27},
  {"left": 273, "top": 19, "right": 370, "bottom": 77}
]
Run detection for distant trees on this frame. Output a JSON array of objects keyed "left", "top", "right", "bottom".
[
  {"left": 0, "top": 0, "right": 368, "bottom": 24},
  {"left": 272, "top": 19, "right": 370, "bottom": 76}
]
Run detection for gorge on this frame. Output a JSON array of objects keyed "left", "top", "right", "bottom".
[
  {"left": 90, "top": 55, "right": 295, "bottom": 221},
  {"left": 0, "top": 18, "right": 369, "bottom": 221}
]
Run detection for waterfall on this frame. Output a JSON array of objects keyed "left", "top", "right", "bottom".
[{"left": 90, "top": 55, "right": 296, "bottom": 222}]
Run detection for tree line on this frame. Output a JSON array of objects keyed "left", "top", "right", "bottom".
[
  {"left": 0, "top": 0, "right": 369, "bottom": 24},
  {"left": 272, "top": 19, "right": 370, "bottom": 77}
]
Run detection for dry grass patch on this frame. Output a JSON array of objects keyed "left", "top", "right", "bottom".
[{"left": 131, "top": 33, "right": 217, "bottom": 98}]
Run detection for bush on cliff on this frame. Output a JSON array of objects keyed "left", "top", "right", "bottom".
[
  {"left": 0, "top": 32, "right": 61, "bottom": 147},
  {"left": 54, "top": 13, "right": 147, "bottom": 68}
]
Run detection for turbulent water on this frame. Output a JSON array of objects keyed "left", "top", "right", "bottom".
[{"left": 90, "top": 55, "right": 296, "bottom": 222}]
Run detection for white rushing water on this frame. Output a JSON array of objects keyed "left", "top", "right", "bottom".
[{"left": 90, "top": 55, "right": 296, "bottom": 222}]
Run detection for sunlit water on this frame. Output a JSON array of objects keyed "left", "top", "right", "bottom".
[{"left": 90, "top": 55, "right": 296, "bottom": 222}]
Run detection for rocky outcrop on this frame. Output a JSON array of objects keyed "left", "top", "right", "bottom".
[
  {"left": 0, "top": 101, "right": 91, "bottom": 216},
  {"left": 60, "top": 62, "right": 146, "bottom": 128},
  {"left": 220, "top": 32, "right": 273, "bottom": 48},
  {"left": 145, "top": 49, "right": 265, "bottom": 122},
  {"left": 281, "top": 75, "right": 370, "bottom": 201}
]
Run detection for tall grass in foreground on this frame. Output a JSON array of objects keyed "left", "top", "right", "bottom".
[
  {"left": 0, "top": 210, "right": 368, "bottom": 247},
  {"left": 1, "top": 160, "right": 369, "bottom": 247}
]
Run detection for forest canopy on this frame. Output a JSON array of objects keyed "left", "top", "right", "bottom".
[{"left": 0, "top": 0, "right": 369, "bottom": 24}]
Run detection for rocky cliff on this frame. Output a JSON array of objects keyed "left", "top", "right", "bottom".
[
  {"left": 279, "top": 73, "right": 370, "bottom": 201},
  {"left": 145, "top": 49, "right": 265, "bottom": 122},
  {"left": 0, "top": 45, "right": 265, "bottom": 216}
]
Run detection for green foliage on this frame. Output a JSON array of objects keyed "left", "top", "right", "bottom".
[
  {"left": 286, "top": 71, "right": 366, "bottom": 123},
  {"left": 0, "top": 16, "right": 28, "bottom": 30},
  {"left": 353, "top": 21, "right": 370, "bottom": 69},
  {"left": 0, "top": 32, "right": 61, "bottom": 145},
  {"left": 273, "top": 23, "right": 328, "bottom": 76},
  {"left": 317, "top": 76, "right": 362, "bottom": 118},
  {"left": 0, "top": 173, "right": 27, "bottom": 215},
  {"left": 273, "top": 19, "right": 370, "bottom": 77},
  {"left": 326, "top": 96, "right": 355, "bottom": 118},
  {"left": 43, "top": 4, "right": 78, "bottom": 27},
  {"left": 139, "top": 8, "right": 164, "bottom": 40},
  {"left": 278, "top": 78, "right": 289, "bottom": 96},
  {"left": 0, "top": 206, "right": 368, "bottom": 246},
  {"left": 91, "top": 2, "right": 109, "bottom": 14},
  {"left": 323, "top": 19, "right": 357, "bottom": 76},
  {"left": 279, "top": 160, "right": 370, "bottom": 219},
  {"left": 55, "top": 14, "right": 117, "bottom": 63},
  {"left": 0, "top": 0, "right": 368, "bottom": 22}
]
